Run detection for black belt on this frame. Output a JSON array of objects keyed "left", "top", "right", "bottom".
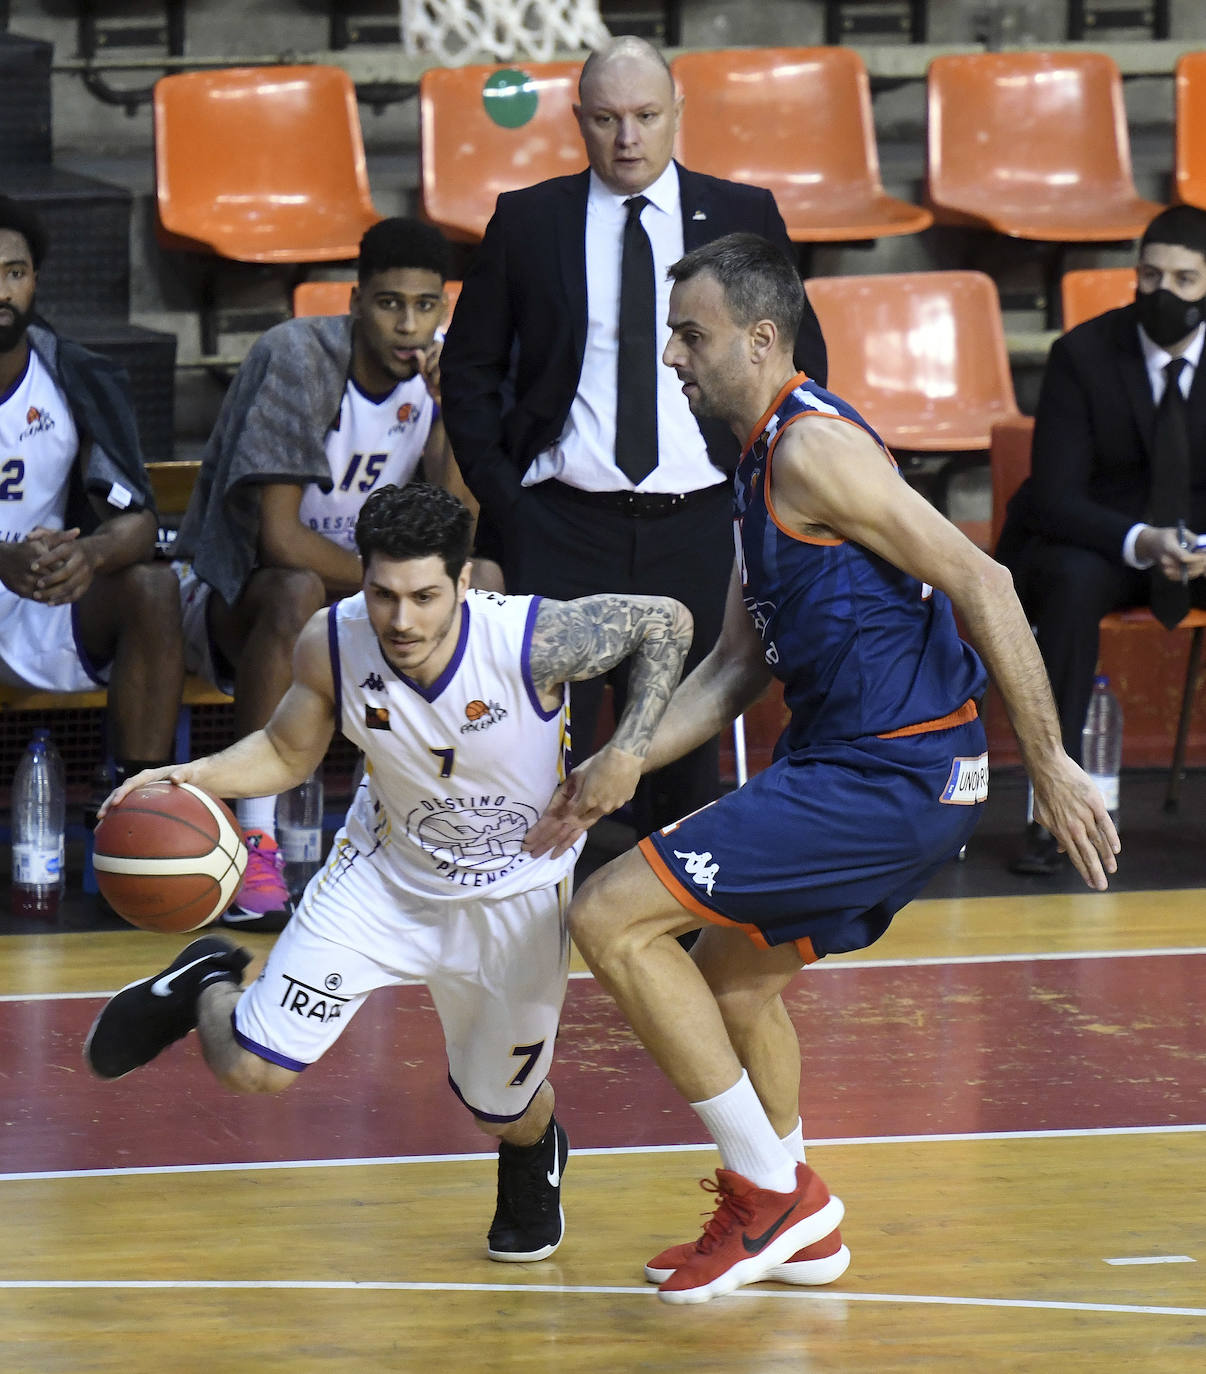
[{"left": 546, "top": 480, "right": 725, "bottom": 518}]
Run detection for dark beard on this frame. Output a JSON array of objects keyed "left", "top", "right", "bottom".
[{"left": 0, "top": 300, "right": 32, "bottom": 353}]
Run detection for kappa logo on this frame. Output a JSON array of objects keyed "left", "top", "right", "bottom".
[
  {"left": 279, "top": 973, "right": 350, "bottom": 1023},
  {"left": 359, "top": 672, "right": 385, "bottom": 692},
  {"left": 459, "top": 698, "right": 507, "bottom": 734},
  {"left": 674, "top": 848, "right": 720, "bottom": 896}
]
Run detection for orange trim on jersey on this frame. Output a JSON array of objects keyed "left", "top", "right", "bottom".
[
  {"left": 639, "top": 837, "right": 819, "bottom": 965},
  {"left": 742, "top": 372, "right": 810, "bottom": 455},
  {"left": 877, "top": 696, "right": 978, "bottom": 740}
]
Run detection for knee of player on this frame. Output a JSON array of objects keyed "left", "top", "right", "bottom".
[
  {"left": 116, "top": 560, "right": 183, "bottom": 627},
  {"left": 216, "top": 1051, "right": 297, "bottom": 1096},
  {"left": 248, "top": 567, "right": 326, "bottom": 633}
]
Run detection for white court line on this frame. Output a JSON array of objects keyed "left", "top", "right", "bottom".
[
  {"left": 4, "top": 944, "right": 1205, "bottom": 1004},
  {"left": 2, "top": 1123, "right": 1203, "bottom": 1184},
  {"left": 1105, "top": 1256, "right": 1196, "bottom": 1266},
  {"left": 0, "top": 1279, "right": 1202, "bottom": 1318}
]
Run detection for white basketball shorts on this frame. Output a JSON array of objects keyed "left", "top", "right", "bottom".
[
  {"left": 0, "top": 594, "right": 107, "bottom": 691},
  {"left": 232, "top": 838, "right": 572, "bottom": 1122},
  {"left": 173, "top": 561, "right": 234, "bottom": 695}
]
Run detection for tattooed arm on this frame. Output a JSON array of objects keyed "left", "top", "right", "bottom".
[{"left": 525, "top": 594, "right": 693, "bottom": 849}]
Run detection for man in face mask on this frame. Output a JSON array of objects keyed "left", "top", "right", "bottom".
[{"left": 995, "top": 204, "right": 1206, "bottom": 875}]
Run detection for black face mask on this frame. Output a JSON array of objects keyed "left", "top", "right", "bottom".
[{"left": 1134, "top": 287, "right": 1206, "bottom": 349}]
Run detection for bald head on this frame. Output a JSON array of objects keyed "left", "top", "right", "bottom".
[{"left": 574, "top": 37, "right": 682, "bottom": 196}]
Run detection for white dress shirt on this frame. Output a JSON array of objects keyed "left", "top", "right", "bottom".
[
  {"left": 1122, "top": 322, "right": 1204, "bottom": 568},
  {"left": 521, "top": 162, "right": 724, "bottom": 494}
]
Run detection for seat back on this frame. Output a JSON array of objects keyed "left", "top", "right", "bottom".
[
  {"left": 420, "top": 62, "right": 585, "bottom": 241},
  {"left": 1175, "top": 52, "right": 1206, "bottom": 210},
  {"left": 989, "top": 415, "right": 1035, "bottom": 549},
  {"left": 672, "top": 47, "right": 915, "bottom": 238},
  {"left": 153, "top": 66, "right": 379, "bottom": 263},
  {"left": 292, "top": 279, "right": 463, "bottom": 323},
  {"left": 927, "top": 52, "right": 1143, "bottom": 228},
  {"left": 803, "top": 271, "right": 1019, "bottom": 451},
  {"left": 1060, "top": 267, "right": 1137, "bottom": 330}
]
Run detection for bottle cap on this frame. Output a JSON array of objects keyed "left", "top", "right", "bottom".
[
  {"left": 1093, "top": 675, "right": 1109, "bottom": 688},
  {"left": 32, "top": 727, "right": 50, "bottom": 743}
]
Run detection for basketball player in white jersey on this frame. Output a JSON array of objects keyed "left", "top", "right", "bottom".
[
  {"left": 0, "top": 196, "right": 182, "bottom": 788},
  {"left": 87, "top": 482, "right": 693, "bottom": 1263},
  {"left": 174, "top": 218, "right": 491, "bottom": 933}
]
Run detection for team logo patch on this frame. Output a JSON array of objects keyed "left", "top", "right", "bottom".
[
  {"left": 460, "top": 698, "right": 507, "bottom": 733},
  {"left": 389, "top": 400, "right": 424, "bottom": 435},
  {"left": 18, "top": 405, "right": 55, "bottom": 440},
  {"left": 940, "top": 753, "right": 989, "bottom": 805},
  {"left": 365, "top": 704, "right": 391, "bottom": 731},
  {"left": 406, "top": 796, "right": 539, "bottom": 886}
]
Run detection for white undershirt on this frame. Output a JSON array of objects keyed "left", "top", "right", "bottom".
[{"left": 521, "top": 162, "right": 723, "bottom": 495}]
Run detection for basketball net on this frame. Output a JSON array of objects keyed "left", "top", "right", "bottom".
[{"left": 399, "top": 0, "right": 610, "bottom": 64}]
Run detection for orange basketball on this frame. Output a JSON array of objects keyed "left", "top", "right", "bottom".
[{"left": 92, "top": 781, "right": 247, "bottom": 933}]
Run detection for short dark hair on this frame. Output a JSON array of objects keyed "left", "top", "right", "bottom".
[
  {"left": 668, "top": 233, "right": 803, "bottom": 348},
  {"left": 354, "top": 483, "right": 473, "bottom": 580},
  {"left": 357, "top": 217, "right": 450, "bottom": 286},
  {"left": 1140, "top": 205, "right": 1206, "bottom": 261},
  {"left": 0, "top": 195, "right": 48, "bottom": 271}
]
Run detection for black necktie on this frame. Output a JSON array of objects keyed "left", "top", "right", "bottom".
[
  {"left": 1149, "top": 356, "right": 1192, "bottom": 630},
  {"left": 615, "top": 195, "right": 658, "bottom": 486}
]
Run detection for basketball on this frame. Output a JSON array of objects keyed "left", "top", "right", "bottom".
[{"left": 92, "top": 781, "right": 248, "bottom": 933}]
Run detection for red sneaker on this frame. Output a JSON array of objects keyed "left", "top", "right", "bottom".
[
  {"left": 644, "top": 1226, "right": 850, "bottom": 1286},
  {"left": 656, "top": 1164, "right": 843, "bottom": 1305}
]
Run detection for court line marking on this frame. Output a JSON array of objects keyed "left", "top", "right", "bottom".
[
  {"left": 2, "top": 1123, "right": 1203, "bottom": 1184},
  {"left": 4, "top": 944, "right": 1205, "bottom": 1004},
  {"left": 1105, "top": 1255, "right": 1196, "bottom": 1266},
  {"left": 0, "top": 1279, "right": 1201, "bottom": 1317}
]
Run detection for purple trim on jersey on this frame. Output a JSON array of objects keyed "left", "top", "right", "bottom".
[
  {"left": 347, "top": 373, "right": 397, "bottom": 405},
  {"left": 0, "top": 349, "right": 31, "bottom": 408},
  {"left": 327, "top": 603, "right": 343, "bottom": 726},
  {"left": 446, "top": 1070, "right": 539, "bottom": 1124},
  {"left": 521, "top": 596, "right": 560, "bottom": 721},
  {"left": 69, "top": 603, "right": 109, "bottom": 685},
  {"left": 383, "top": 599, "right": 470, "bottom": 703},
  {"left": 232, "top": 1017, "right": 309, "bottom": 1073}
]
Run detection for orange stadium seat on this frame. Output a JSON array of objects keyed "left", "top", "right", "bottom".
[
  {"left": 990, "top": 415, "right": 1206, "bottom": 808},
  {"left": 292, "top": 279, "right": 463, "bottom": 322},
  {"left": 926, "top": 52, "right": 1163, "bottom": 241},
  {"left": 671, "top": 47, "right": 931, "bottom": 243},
  {"left": 153, "top": 66, "right": 380, "bottom": 263},
  {"left": 1060, "top": 266, "right": 1137, "bottom": 330},
  {"left": 1175, "top": 52, "right": 1206, "bottom": 211},
  {"left": 419, "top": 62, "right": 585, "bottom": 242},
  {"left": 804, "top": 270, "right": 1020, "bottom": 452}
]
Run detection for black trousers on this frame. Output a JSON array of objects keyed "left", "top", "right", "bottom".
[
  {"left": 1001, "top": 536, "right": 1206, "bottom": 764},
  {"left": 503, "top": 480, "right": 734, "bottom": 837}
]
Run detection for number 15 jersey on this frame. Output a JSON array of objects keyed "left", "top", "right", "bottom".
[{"left": 327, "top": 588, "right": 582, "bottom": 903}]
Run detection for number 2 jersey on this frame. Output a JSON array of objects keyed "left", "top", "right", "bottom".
[
  {"left": 326, "top": 588, "right": 582, "bottom": 902},
  {"left": 735, "top": 373, "right": 988, "bottom": 755}
]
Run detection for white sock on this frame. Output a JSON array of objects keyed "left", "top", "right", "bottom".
[
  {"left": 691, "top": 1071, "right": 798, "bottom": 1194},
  {"left": 780, "top": 1119, "right": 807, "bottom": 1165},
  {"left": 237, "top": 795, "right": 277, "bottom": 838}
]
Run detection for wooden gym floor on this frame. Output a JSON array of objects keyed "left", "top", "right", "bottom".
[{"left": 0, "top": 772, "right": 1202, "bottom": 1372}]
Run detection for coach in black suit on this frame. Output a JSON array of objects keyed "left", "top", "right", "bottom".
[
  {"left": 441, "top": 36, "right": 826, "bottom": 837},
  {"left": 997, "top": 205, "right": 1206, "bottom": 873}
]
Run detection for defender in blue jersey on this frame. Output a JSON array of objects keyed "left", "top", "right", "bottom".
[{"left": 529, "top": 234, "right": 1119, "bottom": 1306}]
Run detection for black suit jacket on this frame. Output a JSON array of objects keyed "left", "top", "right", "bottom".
[
  {"left": 1002, "top": 304, "right": 1206, "bottom": 560},
  {"left": 440, "top": 163, "right": 827, "bottom": 519}
]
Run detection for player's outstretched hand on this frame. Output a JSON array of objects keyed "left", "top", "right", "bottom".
[
  {"left": 525, "top": 745, "right": 644, "bottom": 859},
  {"left": 96, "top": 764, "right": 208, "bottom": 823},
  {"left": 1031, "top": 755, "right": 1120, "bottom": 891}
]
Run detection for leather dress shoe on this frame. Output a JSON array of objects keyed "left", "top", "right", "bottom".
[{"left": 1008, "top": 823, "right": 1063, "bottom": 876}]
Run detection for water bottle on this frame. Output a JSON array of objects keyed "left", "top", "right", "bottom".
[
  {"left": 1081, "top": 675, "right": 1123, "bottom": 827},
  {"left": 11, "top": 728, "right": 66, "bottom": 919},
  {"left": 277, "top": 771, "right": 324, "bottom": 898}
]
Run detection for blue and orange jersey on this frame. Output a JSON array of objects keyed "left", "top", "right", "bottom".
[{"left": 734, "top": 373, "right": 987, "bottom": 754}]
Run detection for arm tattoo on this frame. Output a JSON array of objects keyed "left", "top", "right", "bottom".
[{"left": 530, "top": 595, "right": 693, "bottom": 757}]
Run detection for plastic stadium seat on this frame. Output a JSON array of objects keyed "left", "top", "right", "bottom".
[
  {"left": 1175, "top": 52, "right": 1206, "bottom": 211},
  {"left": 804, "top": 271, "right": 1020, "bottom": 452},
  {"left": 292, "top": 279, "right": 463, "bottom": 321},
  {"left": 420, "top": 62, "right": 585, "bottom": 242},
  {"left": 926, "top": 52, "right": 1163, "bottom": 241},
  {"left": 153, "top": 66, "right": 380, "bottom": 263},
  {"left": 671, "top": 47, "right": 931, "bottom": 243},
  {"left": 990, "top": 415, "right": 1206, "bottom": 809},
  {"left": 1060, "top": 266, "right": 1136, "bottom": 331}
]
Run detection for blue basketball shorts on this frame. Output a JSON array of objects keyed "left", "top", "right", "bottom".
[{"left": 640, "top": 715, "right": 988, "bottom": 961}]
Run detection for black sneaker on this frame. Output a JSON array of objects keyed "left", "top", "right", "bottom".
[
  {"left": 84, "top": 935, "right": 251, "bottom": 1080},
  {"left": 487, "top": 1117, "right": 568, "bottom": 1262}
]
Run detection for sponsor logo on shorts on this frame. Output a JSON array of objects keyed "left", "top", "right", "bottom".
[
  {"left": 365, "top": 704, "right": 391, "bottom": 731},
  {"left": 941, "top": 752, "right": 989, "bottom": 805},
  {"left": 674, "top": 848, "right": 720, "bottom": 896},
  {"left": 278, "top": 973, "right": 351, "bottom": 1023},
  {"left": 459, "top": 698, "right": 507, "bottom": 733}
]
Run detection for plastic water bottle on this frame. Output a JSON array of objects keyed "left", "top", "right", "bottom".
[
  {"left": 11, "top": 728, "right": 66, "bottom": 919},
  {"left": 1081, "top": 675, "right": 1123, "bottom": 827},
  {"left": 277, "top": 771, "right": 324, "bottom": 898}
]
